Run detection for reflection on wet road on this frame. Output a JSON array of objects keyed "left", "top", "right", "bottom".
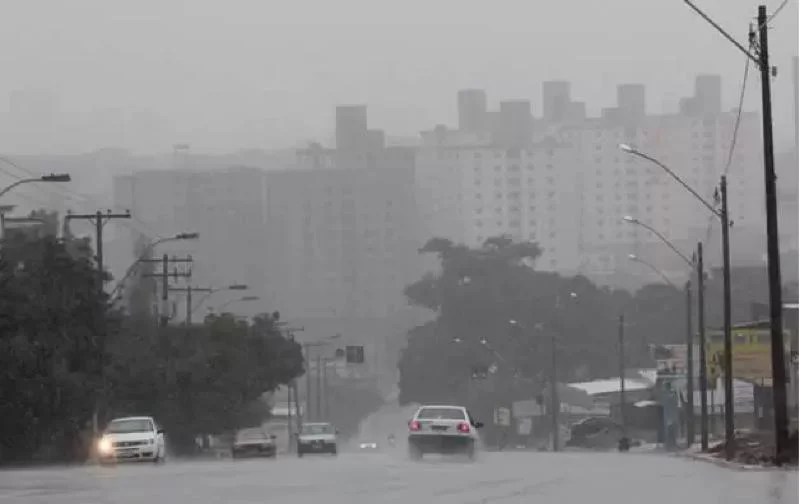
[{"left": 0, "top": 450, "right": 796, "bottom": 503}]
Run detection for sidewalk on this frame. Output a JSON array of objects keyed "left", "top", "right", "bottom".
[{"left": 675, "top": 437, "right": 798, "bottom": 471}]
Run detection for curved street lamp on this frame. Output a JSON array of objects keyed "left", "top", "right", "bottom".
[
  {"left": 190, "top": 283, "right": 248, "bottom": 314},
  {"left": 622, "top": 216, "right": 693, "bottom": 267},
  {"left": 627, "top": 253, "right": 677, "bottom": 288},
  {"left": 619, "top": 142, "right": 734, "bottom": 455},
  {"left": 109, "top": 232, "right": 200, "bottom": 302},
  {"left": 622, "top": 215, "right": 699, "bottom": 446},
  {"left": 0, "top": 173, "right": 71, "bottom": 199},
  {"left": 216, "top": 295, "right": 260, "bottom": 313}
]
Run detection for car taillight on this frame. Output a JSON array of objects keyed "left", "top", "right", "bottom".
[
  {"left": 409, "top": 420, "right": 421, "bottom": 431},
  {"left": 457, "top": 422, "right": 470, "bottom": 433}
]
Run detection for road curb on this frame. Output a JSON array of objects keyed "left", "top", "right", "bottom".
[{"left": 675, "top": 451, "right": 797, "bottom": 472}]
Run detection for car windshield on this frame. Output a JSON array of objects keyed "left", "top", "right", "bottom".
[
  {"left": 416, "top": 407, "right": 466, "bottom": 420},
  {"left": 236, "top": 429, "right": 268, "bottom": 442},
  {"left": 106, "top": 419, "right": 153, "bottom": 434},
  {"left": 301, "top": 424, "right": 334, "bottom": 435}
]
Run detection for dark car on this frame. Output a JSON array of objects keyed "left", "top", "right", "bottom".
[
  {"left": 565, "top": 417, "right": 624, "bottom": 449},
  {"left": 231, "top": 428, "right": 277, "bottom": 459}
]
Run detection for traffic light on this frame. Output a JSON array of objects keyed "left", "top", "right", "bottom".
[{"left": 345, "top": 345, "right": 365, "bottom": 364}]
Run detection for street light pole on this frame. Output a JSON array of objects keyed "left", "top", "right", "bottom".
[
  {"left": 620, "top": 144, "right": 734, "bottom": 459},
  {"left": 550, "top": 328, "right": 559, "bottom": 452},
  {"left": 618, "top": 313, "right": 629, "bottom": 451},
  {"left": 719, "top": 175, "right": 734, "bottom": 460},
  {"left": 685, "top": 279, "right": 695, "bottom": 447},
  {"left": 681, "top": 0, "right": 788, "bottom": 464},
  {"left": 697, "top": 242, "right": 709, "bottom": 451}
]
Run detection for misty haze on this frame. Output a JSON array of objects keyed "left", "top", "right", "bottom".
[{"left": 0, "top": 0, "right": 797, "bottom": 503}]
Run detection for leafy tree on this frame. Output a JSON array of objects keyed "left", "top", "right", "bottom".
[
  {"left": 0, "top": 228, "right": 108, "bottom": 462},
  {"left": 398, "top": 235, "right": 689, "bottom": 411}
]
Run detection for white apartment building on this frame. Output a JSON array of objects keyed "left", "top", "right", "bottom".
[{"left": 415, "top": 79, "right": 765, "bottom": 289}]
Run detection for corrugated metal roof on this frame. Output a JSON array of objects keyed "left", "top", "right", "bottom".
[{"left": 567, "top": 378, "right": 652, "bottom": 396}]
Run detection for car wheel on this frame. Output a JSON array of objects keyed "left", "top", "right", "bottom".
[{"left": 297, "top": 450, "right": 304, "bottom": 458}]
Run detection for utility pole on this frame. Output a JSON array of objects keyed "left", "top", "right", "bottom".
[
  {"left": 681, "top": 0, "right": 788, "bottom": 464},
  {"left": 550, "top": 329, "right": 559, "bottom": 452},
  {"left": 756, "top": 5, "right": 789, "bottom": 463},
  {"left": 65, "top": 209, "right": 131, "bottom": 437},
  {"left": 618, "top": 313, "right": 629, "bottom": 451},
  {"left": 316, "top": 356, "right": 322, "bottom": 422},
  {"left": 304, "top": 344, "right": 313, "bottom": 422},
  {"left": 280, "top": 325, "right": 304, "bottom": 452},
  {"left": 287, "top": 382, "right": 294, "bottom": 453},
  {"left": 697, "top": 242, "right": 709, "bottom": 451},
  {"left": 685, "top": 280, "right": 695, "bottom": 447},
  {"left": 142, "top": 254, "right": 193, "bottom": 327},
  {"left": 323, "top": 357, "right": 330, "bottom": 420},
  {"left": 168, "top": 285, "right": 213, "bottom": 326},
  {"left": 720, "top": 175, "right": 734, "bottom": 460}
]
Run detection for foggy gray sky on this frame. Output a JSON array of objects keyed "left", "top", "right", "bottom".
[{"left": 1, "top": 0, "right": 797, "bottom": 154}]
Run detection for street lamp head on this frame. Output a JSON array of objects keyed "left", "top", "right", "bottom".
[
  {"left": 452, "top": 337, "right": 463, "bottom": 344},
  {"left": 569, "top": 292, "right": 578, "bottom": 298},
  {"left": 618, "top": 143, "right": 635, "bottom": 154},
  {"left": 227, "top": 284, "right": 248, "bottom": 290},
  {"left": 628, "top": 253, "right": 639, "bottom": 261},
  {"left": 479, "top": 337, "right": 488, "bottom": 345},
  {"left": 622, "top": 215, "right": 637, "bottom": 223},
  {"left": 508, "top": 319, "right": 519, "bottom": 326},
  {"left": 40, "top": 173, "right": 71, "bottom": 182},
  {"left": 175, "top": 232, "right": 199, "bottom": 240}
]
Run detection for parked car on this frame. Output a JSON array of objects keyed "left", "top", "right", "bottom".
[
  {"left": 97, "top": 416, "right": 166, "bottom": 464},
  {"left": 231, "top": 428, "right": 277, "bottom": 459},
  {"left": 297, "top": 422, "right": 338, "bottom": 457}
]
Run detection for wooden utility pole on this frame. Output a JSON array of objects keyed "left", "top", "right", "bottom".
[
  {"left": 168, "top": 285, "right": 213, "bottom": 325},
  {"left": 142, "top": 254, "right": 192, "bottom": 326},
  {"left": 65, "top": 209, "right": 131, "bottom": 437}
]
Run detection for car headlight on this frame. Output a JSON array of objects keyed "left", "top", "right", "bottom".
[{"left": 97, "top": 437, "right": 113, "bottom": 454}]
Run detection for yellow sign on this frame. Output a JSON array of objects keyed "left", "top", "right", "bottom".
[{"left": 705, "top": 325, "right": 790, "bottom": 384}]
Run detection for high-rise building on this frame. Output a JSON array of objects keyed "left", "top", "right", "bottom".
[
  {"left": 494, "top": 100, "right": 533, "bottom": 147},
  {"left": 542, "top": 81, "right": 572, "bottom": 123},
  {"left": 694, "top": 74, "right": 723, "bottom": 116},
  {"left": 335, "top": 105, "right": 368, "bottom": 152},
  {"left": 263, "top": 147, "right": 420, "bottom": 321},
  {"left": 457, "top": 89, "right": 488, "bottom": 132},
  {"left": 416, "top": 80, "right": 765, "bottom": 289},
  {"left": 617, "top": 84, "right": 646, "bottom": 124},
  {"left": 112, "top": 167, "right": 270, "bottom": 316}
]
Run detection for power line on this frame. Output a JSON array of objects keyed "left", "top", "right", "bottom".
[
  {"left": 0, "top": 155, "right": 164, "bottom": 241},
  {"left": 764, "top": 0, "right": 791, "bottom": 27},
  {"left": 701, "top": 42, "right": 753, "bottom": 250}
]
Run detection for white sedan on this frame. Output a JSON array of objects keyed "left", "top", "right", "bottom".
[
  {"left": 407, "top": 405, "right": 483, "bottom": 460},
  {"left": 97, "top": 416, "right": 166, "bottom": 464}
]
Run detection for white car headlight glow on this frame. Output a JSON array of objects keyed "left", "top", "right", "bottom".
[{"left": 97, "top": 437, "right": 113, "bottom": 454}]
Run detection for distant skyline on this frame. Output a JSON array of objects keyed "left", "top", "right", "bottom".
[{"left": 0, "top": 0, "right": 797, "bottom": 154}]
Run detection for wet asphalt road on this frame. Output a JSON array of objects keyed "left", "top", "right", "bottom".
[{"left": 0, "top": 450, "right": 796, "bottom": 504}]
